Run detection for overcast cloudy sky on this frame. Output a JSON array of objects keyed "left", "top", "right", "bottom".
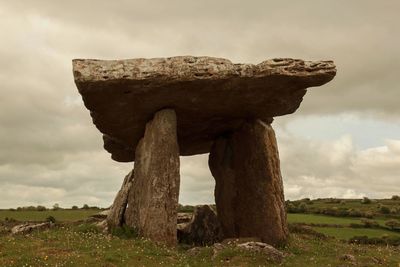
[{"left": 0, "top": 1, "right": 399, "bottom": 208}]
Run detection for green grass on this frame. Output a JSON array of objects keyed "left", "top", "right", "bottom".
[
  {"left": 312, "top": 226, "right": 400, "bottom": 240},
  {"left": 287, "top": 213, "right": 388, "bottom": 226},
  {"left": 0, "top": 225, "right": 399, "bottom": 266},
  {"left": 288, "top": 213, "right": 359, "bottom": 225},
  {"left": 0, "top": 209, "right": 99, "bottom": 222},
  {"left": 293, "top": 198, "right": 400, "bottom": 217}
]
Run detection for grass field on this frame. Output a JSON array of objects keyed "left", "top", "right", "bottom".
[
  {"left": 308, "top": 198, "right": 400, "bottom": 212},
  {"left": 312, "top": 226, "right": 400, "bottom": 239},
  {"left": 0, "top": 209, "right": 100, "bottom": 222},
  {"left": 1, "top": 210, "right": 399, "bottom": 241},
  {"left": 0, "top": 224, "right": 399, "bottom": 267},
  {"left": 287, "top": 213, "right": 388, "bottom": 226},
  {"left": 1, "top": 201, "right": 400, "bottom": 266}
]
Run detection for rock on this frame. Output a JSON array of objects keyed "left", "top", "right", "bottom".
[
  {"left": 177, "top": 213, "right": 193, "bottom": 224},
  {"left": 186, "top": 247, "right": 203, "bottom": 257},
  {"left": 73, "top": 56, "right": 336, "bottom": 162},
  {"left": 0, "top": 225, "right": 10, "bottom": 235},
  {"left": 237, "top": 242, "right": 284, "bottom": 262},
  {"left": 211, "top": 242, "right": 225, "bottom": 259},
  {"left": 95, "top": 220, "right": 109, "bottom": 234},
  {"left": 178, "top": 205, "right": 221, "bottom": 246},
  {"left": 209, "top": 120, "right": 288, "bottom": 246},
  {"left": 222, "top": 237, "right": 262, "bottom": 245},
  {"left": 107, "top": 170, "right": 134, "bottom": 228},
  {"left": 124, "top": 109, "right": 180, "bottom": 246},
  {"left": 91, "top": 209, "right": 110, "bottom": 220},
  {"left": 11, "top": 222, "right": 51, "bottom": 234},
  {"left": 340, "top": 254, "right": 356, "bottom": 263}
]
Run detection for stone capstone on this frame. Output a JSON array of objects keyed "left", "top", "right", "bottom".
[
  {"left": 124, "top": 109, "right": 180, "bottom": 246},
  {"left": 73, "top": 56, "right": 336, "bottom": 162},
  {"left": 209, "top": 120, "right": 288, "bottom": 245}
]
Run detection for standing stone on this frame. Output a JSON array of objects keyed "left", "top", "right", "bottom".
[
  {"left": 209, "top": 120, "right": 288, "bottom": 246},
  {"left": 107, "top": 170, "right": 134, "bottom": 228},
  {"left": 124, "top": 109, "right": 180, "bottom": 246}
]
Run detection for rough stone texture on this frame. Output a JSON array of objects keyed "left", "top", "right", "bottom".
[
  {"left": 124, "top": 109, "right": 180, "bottom": 246},
  {"left": 177, "top": 205, "right": 221, "bottom": 246},
  {"left": 11, "top": 222, "right": 52, "bottom": 234},
  {"left": 107, "top": 170, "right": 134, "bottom": 228},
  {"left": 209, "top": 120, "right": 288, "bottom": 246},
  {"left": 73, "top": 56, "right": 336, "bottom": 162},
  {"left": 237, "top": 242, "right": 284, "bottom": 263},
  {"left": 177, "top": 213, "right": 193, "bottom": 224}
]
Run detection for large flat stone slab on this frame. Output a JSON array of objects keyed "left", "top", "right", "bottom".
[{"left": 73, "top": 56, "right": 336, "bottom": 162}]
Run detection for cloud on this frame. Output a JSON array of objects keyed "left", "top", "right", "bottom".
[
  {"left": 276, "top": 129, "right": 400, "bottom": 200},
  {"left": 0, "top": 1, "right": 399, "bottom": 207}
]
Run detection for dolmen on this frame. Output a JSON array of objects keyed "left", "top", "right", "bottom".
[{"left": 73, "top": 56, "right": 336, "bottom": 246}]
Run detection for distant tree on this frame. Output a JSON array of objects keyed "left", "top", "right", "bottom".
[
  {"left": 361, "top": 197, "right": 372, "bottom": 204},
  {"left": 298, "top": 203, "right": 308, "bottom": 213},
  {"left": 363, "top": 211, "right": 374, "bottom": 218},
  {"left": 53, "top": 203, "right": 60, "bottom": 210},
  {"left": 385, "top": 219, "right": 400, "bottom": 230},
  {"left": 36, "top": 205, "right": 46, "bottom": 211},
  {"left": 46, "top": 216, "right": 56, "bottom": 223},
  {"left": 82, "top": 204, "right": 90, "bottom": 210},
  {"left": 348, "top": 209, "right": 363, "bottom": 217},
  {"left": 392, "top": 195, "right": 400, "bottom": 201},
  {"left": 286, "top": 203, "right": 297, "bottom": 213},
  {"left": 380, "top": 206, "right": 391, "bottom": 214},
  {"left": 71, "top": 205, "right": 79, "bottom": 210},
  {"left": 360, "top": 218, "right": 379, "bottom": 228}
]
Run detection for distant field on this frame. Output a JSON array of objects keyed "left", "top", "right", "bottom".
[
  {"left": 313, "top": 226, "right": 400, "bottom": 239},
  {"left": 0, "top": 209, "right": 99, "bottom": 222},
  {"left": 287, "top": 213, "right": 387, "bottom": 226},
  {"left": 309, "top": 198, "right": 400, "bottom": 212},
  {"left": 2, "top": 210, "right": 399, "bottom": 240}
]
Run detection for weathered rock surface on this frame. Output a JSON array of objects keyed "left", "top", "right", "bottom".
[
  {"left": 124, "top": 109, "right": 180, "bottom": 246},
  {"left": 107, "top": 170, "right": 134, "bottom": 228},
  {"left": 11, "top": 222, "right": 51, "bottom": 234},
  {"left": 177, "top": 213, "right": 193, "bottom": 224},
  {"left": 178, "top": 205, "right": 221, "bottom": 246},
  {"left": 237, "top": 242, "right": 284, "bottom": 263},
  {"left": 209, "top": 241, "right": 284, "bottom": 263},
  {"left": 91, "top": 209, "right": 110, "bottom": 220},
  {"left": 73, "top": 56, "right": 336, "bottom": 162},
  {"left": 209, "top": 120, "right": 288, "bottom": 245}
]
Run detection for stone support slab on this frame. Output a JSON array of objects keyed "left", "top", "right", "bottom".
[
  {"left": 124, "top": 109, "right": 180, "bottom": 246},
  {"left": 209, "top": 120, "right": 288, "bottom": 245}
]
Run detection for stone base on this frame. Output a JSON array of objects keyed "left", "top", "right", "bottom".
[
  {"left": 124, "top": 109, "right": 180, "bottom": 246},
  {"left": 209, "top": 120, "right": 288, "bottom": 245}
]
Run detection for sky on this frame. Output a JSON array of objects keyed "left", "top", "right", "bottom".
[{"left": 0, "top": 0, "right": 399, "bottom": 208}]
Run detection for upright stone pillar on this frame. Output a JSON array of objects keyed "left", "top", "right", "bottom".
[
  {"left": 107, "top": 170, "right": 134, "bottom": 228},
  {"left": 209, "top": 119, "right": 288, "bottom": 246},
  {"left": 124, "top": 109, "right": 180, "bottom": 246}
]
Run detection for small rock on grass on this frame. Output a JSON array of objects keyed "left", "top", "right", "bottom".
[
  {"left": 340, "top": 254, "right": 356, "bottom": 263},
  {"left": 11, "top": 222, "right": 52, "bottom": 235}
]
